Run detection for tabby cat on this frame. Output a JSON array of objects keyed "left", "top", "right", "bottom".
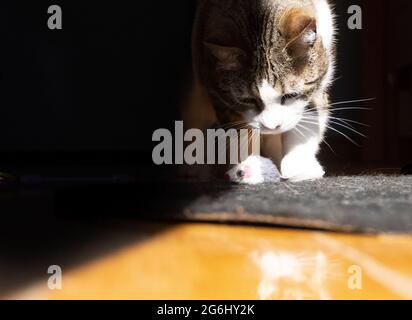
[{"left": 184, "top": 0, "right": 335, "bottom": 183}]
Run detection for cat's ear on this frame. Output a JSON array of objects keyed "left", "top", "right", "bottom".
[
  {"left": 279, "top": 8, "right": 317, "bottom": 59},
  {"left": 204, "top": 42, "right": 245, "bottom": 70}
]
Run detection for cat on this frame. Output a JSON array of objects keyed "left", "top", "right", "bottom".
[{"left": 183, "top": 0, "right": 336, "bottom": 183}]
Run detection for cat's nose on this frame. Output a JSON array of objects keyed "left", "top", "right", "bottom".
[
  {"left": 260, "top": 123, "right": 282, "bottom": 132},
  {"left": 267, "top": 124, "right": 282, "bottom": 131}
]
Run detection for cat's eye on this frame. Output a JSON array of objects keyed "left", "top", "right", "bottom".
[{"left": 281, "top": 93, "right": 301, "bottom": 104}]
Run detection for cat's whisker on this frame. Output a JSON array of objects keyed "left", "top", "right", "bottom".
[
  {"left": 296, "top": 123, "right": 316, "bottom": 138},
  {"left": 296, "top": 123, "right": 336, "bottom": 154},
  {"left": 323, "top": 116, "right": 369, "bottom": 127},
  {"left": 330, "top": 98, "right": 375, "bottom": 106},
  {"left": 329, "top": 106, "right": 373, "bottom": 111},
  {"left": 218, "top": 121, "right": 249, "bottom": 130},
  {"left": 302, "top": 116, "right": 367, "bottom": 137},
  {"left": 302, "top": 107, "right": 373, "bottom": 116},
  {"left": 303, "top": 103, "right": 374, "bottom": 118},
  {"left": 303, "top": 113, "right": 369, "bottom": 127},
  {"left": 293, "top": 125, "right": 306, "bottom": 138},
  {"left": 327, "top": 120, "right": 367, "bottom": 138},
  {"left": 330, "top": 75, "right": 343, "bottom": 84},
  {"left": 301, "top": 106, "right": 319, "bottom": 114},
  {"left": 299, "top": 119, "right": 361, "bottom": 147},
  {"left": 322, "top": 139, "right": 336, "bottom": 155},
  {"left": 301, "top": 120, "right": 359, "bottom": 142},
  {"left": 305, "top": 115, "right": 356, "bottom": 130}
]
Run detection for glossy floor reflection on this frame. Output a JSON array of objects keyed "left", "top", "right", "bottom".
[{"left": 10, "top": 223, "right": 412, "bottom": 300}]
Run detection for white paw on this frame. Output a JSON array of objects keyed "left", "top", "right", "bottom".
[
  {"left": 225, "top": 155, "right": 281, "bottom": 185},
  {"left": 281, "top": 155, "right": 325, "bottom": 182}
]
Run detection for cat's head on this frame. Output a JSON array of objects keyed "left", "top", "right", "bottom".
[{"left": 200, "top": 1, "right": 335, "bottom": 133}]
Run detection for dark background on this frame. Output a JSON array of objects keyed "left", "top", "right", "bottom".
[
  {"left": 0, "top": 0, "right": 410, "bottom": 172},
  {"left": 0, "top": 0, "right": 411, "bottom": 297}
]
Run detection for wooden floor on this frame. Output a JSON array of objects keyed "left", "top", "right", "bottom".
[{"left": 9, "top": 223, "right": 412, "bottom": 300}]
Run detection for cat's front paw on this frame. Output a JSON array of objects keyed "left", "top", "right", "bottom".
[
  {"left": 281, "top": 155, "right": 325, "bottom": 182},
  {"left": 225, "top": 155, "right": 281, "bottom": 185}
]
